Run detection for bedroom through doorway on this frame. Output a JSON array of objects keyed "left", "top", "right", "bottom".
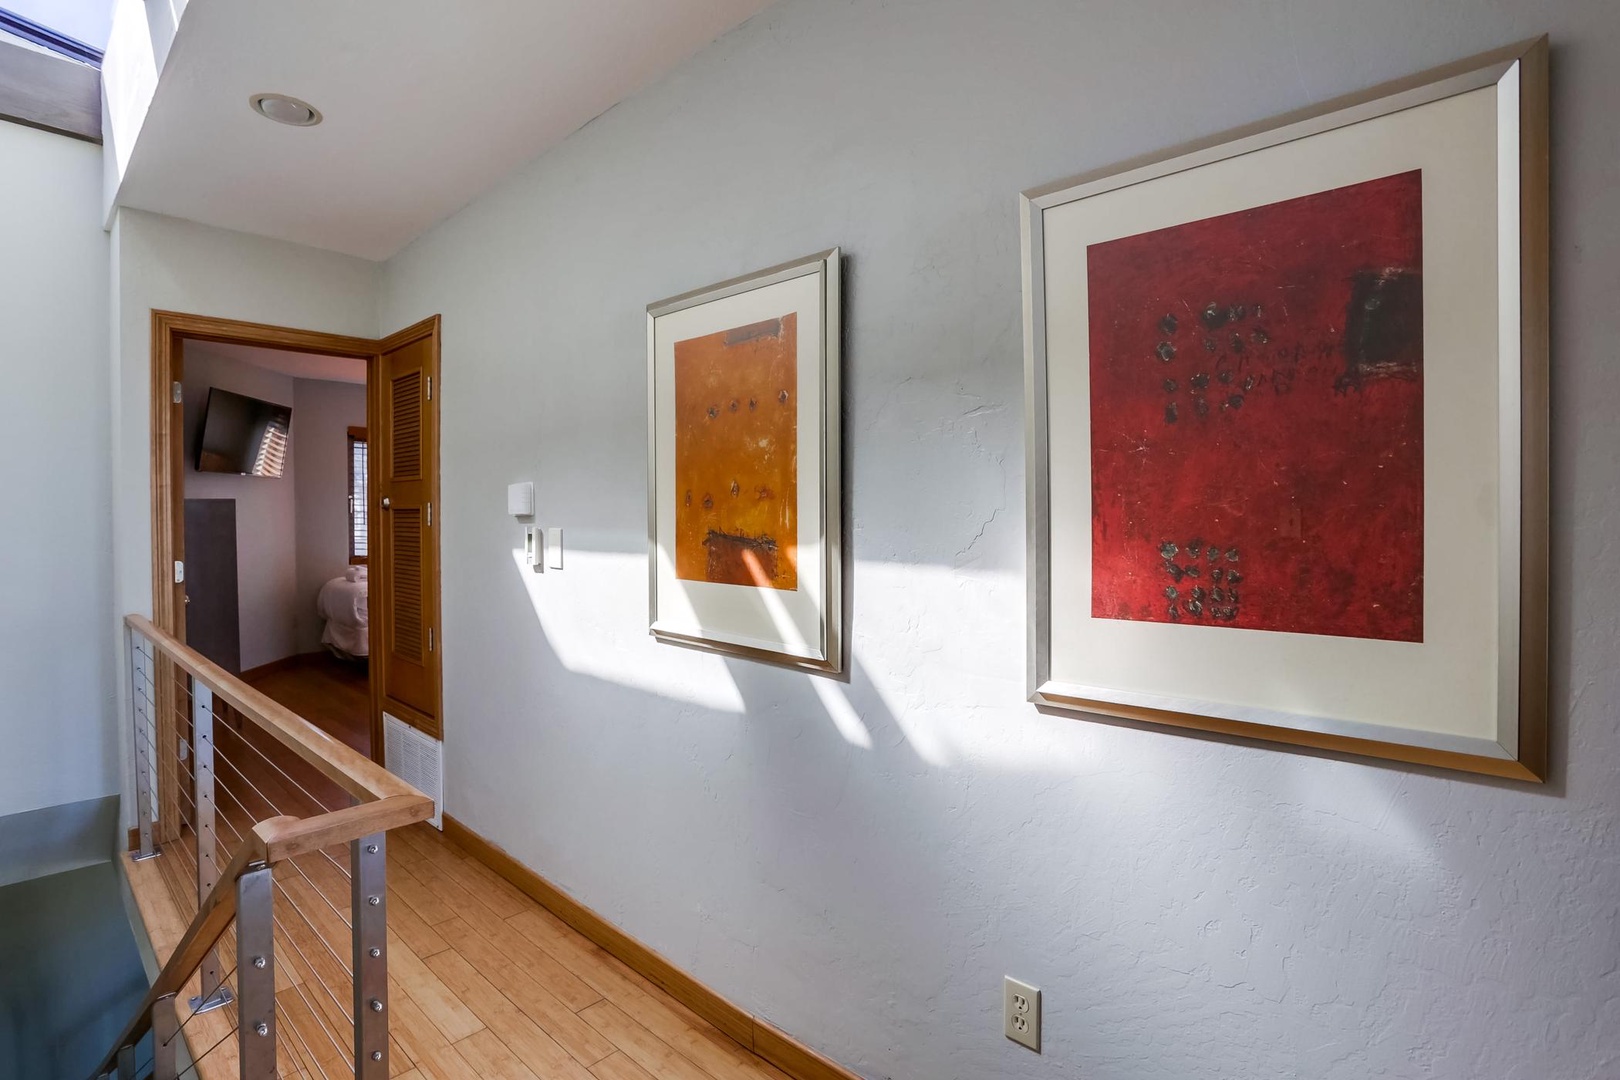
[
  {"left": 148, "top": 312, "right": 443, "bottom": 768},
  {"left": 179, "top": 338, "right": 373, "bottom": 752}
]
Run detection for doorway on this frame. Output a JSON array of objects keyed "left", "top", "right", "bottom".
[{"left": 148, "top": 311, "right": 442, "bottom": 763}]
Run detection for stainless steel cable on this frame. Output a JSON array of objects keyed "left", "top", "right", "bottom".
[
  {"left": 171, "top": 783, "right": 202, "bottom": 866},
  {"left": 210, "top": 711, "right": 344, "bottom": 815},
  {"left": 124, "top": 640, "right": 366, "bottom": 1080},
  {"left": 163, "top": 833, "right": 346, "bottom": 1079},
  {"left": 213, "top": 766, "right": 355, "bottom": 937},
  {"left": 310, "top": 844, "right": 353, "bottom": 884},
  {"left": 165, "top": 960, "right": 239, "bottom": 1047},
  {"left": 281, "top": 858, "right": 354, "bottom": 934},
  {"left": 132, "top": 724, "right": 159, "bottom": 821},
  {"left": 189, "top": 744, "right": 354, "bottom": 919},
  {"left": 209, "top": 771, "right": 354, "bottom": 971},
  {"left": 273, "top": 973, "right": 338, "bottom": 1080},
  {"left": 198, "top": 735, "right": 351, "bottom": 888},
  {"left": 212, "top": 746, "right": 288, "bottom": 819},
  {"left": 276, "top": 994, "right": 336, "bottom": 1080},
  {"left": 208, "top": 799, "right": 249, "bottom": 870},
  {"left": 210, "top": 781, "right": 355, "bottom": 962},
  {"left": 175, "top": 1023, "right": 237, "bottom": 1080},
  {"left": 210, "top": 769, "right": 262, "bottom": 822},
  {"left": 272, "top": 867, "right": 355, "bottom": 975},
  {"left": 269, "top": 910, "right": 354, "bottom": 1068}
]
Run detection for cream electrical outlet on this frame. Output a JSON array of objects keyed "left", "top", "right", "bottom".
[{"left": 1004, "top": 976, "right": 1041, "bottom": 1053}]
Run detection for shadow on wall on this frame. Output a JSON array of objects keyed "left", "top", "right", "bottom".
[
  {"left": 486, "top": 515, "right": 1578, "bottom": 1078},
  {"left": 505, "top": 532, "right": 1043, "bottom": 765},
  {"left": 496, "top": 535, "right": 986, "bottom": 1020}
]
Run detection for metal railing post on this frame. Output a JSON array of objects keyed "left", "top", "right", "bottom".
[
  {"left": 151, "top": 993, "right": 179, "bottom": 1080},
  {"left": 189, "top": 683, "right": 232, "bottom": 1013},
  {"left": 236, "top": 864, "right": 277, "bottom": 1079},
  {"left": 352, "top": 833, "right": 389, "bottom": 1078},
  {"left": 129, "top": 628, "right": 157, "bottom": 861}
]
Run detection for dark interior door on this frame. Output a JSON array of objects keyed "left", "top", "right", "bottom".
[{"left": 183, "top": 498, "right": 241, "bottom": 674}]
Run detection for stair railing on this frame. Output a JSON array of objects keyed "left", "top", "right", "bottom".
[{"left": 91, "top": 614, "right": 433, "bottom": 1080}]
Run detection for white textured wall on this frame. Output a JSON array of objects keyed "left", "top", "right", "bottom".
[
  {"left": 381, "top": 2, "right": 1620, "bottom": 1076},
  {"left": 292, "top": 378, "right": 367, "bottom": 653},
  {"left": 0, "top": 122, "right": 114, "bottom": 819},
  {"left": 181, "top": 346, "right": 299, "bottom": 671},
  {"left": 111, "top": 208, "right": 378, "bottom": 818}
]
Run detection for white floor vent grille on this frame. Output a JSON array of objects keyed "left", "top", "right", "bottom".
[{"left": 384, "top": 713, "right": 442, "bottom": 829}]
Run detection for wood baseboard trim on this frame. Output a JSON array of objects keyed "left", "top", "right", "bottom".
[
  {"left": 442, "top": 814, "right": 859, "bottom": 1080},
  {"left": 753, "top": 1018, "right": 863, "bottom": 1080}
]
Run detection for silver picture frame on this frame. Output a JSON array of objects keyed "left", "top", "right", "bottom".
[
  {"left": 646, "top": 248, "right": 844, "bottom": 673},
  {"left": 1021, "top": 39, "right": 1549, "bottom": 779}
]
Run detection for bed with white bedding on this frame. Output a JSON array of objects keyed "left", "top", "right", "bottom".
[{"left": 318, "top": 565, "right": 369, "bottom": 659}]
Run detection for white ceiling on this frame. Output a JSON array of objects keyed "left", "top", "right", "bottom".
[
  {"left": 114, "top": 0, "right": 770, "bottom": 260},
  {"left": 190, "top": 341, "right": 367, "bottom": 384}
]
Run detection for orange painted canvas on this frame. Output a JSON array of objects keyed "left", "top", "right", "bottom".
[{"left": 674, "top": 312, "right": 799, "bottom": 590}]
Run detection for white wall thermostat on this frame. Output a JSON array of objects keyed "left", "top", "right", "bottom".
[{"left": 507, "top": 481, "right": 535, "bottom": 518}]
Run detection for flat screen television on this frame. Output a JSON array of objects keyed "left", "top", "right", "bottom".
[{"left": 196, "top": 387, "right": 293, "bottom": 477}]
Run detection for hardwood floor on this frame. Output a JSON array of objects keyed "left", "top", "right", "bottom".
[
  {"left": 128, "top": 822, "right": 792, "bottom": 1080},
  {"left": 126, "top": 658, "right": 791, "bottom": 1080},
  {"left": 242, "top": 653, "right": 371, "bottom": 757}
]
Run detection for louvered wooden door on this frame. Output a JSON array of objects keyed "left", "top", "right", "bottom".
[{"left": 375, "top": 322, "right": 440, "bottom": 738}]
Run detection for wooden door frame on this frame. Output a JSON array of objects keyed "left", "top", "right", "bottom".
[{"left": 148, "top": 310, "right": 441, "bottom": 767}]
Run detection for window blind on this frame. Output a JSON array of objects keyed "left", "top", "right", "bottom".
[{"left": 350, "top": 435, "right": 369, "bottom": 560}]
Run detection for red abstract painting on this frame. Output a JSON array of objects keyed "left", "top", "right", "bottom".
[{"left": 1086, "top": 170, "right": 1424, "bottom": 641}]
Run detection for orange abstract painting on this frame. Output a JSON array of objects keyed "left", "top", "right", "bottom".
[{"left": 674, "top": 312, "right": 799, "bottom": 590}]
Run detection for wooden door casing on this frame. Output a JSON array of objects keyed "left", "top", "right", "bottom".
[{"left": 149, "top": 311, "right": 443, "bottom": 771}]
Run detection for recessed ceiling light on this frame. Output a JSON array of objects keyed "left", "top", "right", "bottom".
[{"left": 249, "top": 93, "right": 322, "bottom": 127}]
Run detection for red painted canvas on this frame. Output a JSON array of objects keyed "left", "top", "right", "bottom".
[{"left": 1086, "top": 170, "right": 1424, "bottom": 641}]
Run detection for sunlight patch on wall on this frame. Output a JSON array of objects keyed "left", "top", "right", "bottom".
[
  {"left": 512, "top": 543, "right": 1160, "bottom": 775},
  {"left": 811, "top": 677, "right": 872, "bottom": 750},
  {"left": 511, "top": 547, "right": 745, "bottom": 714},
  {"left": 102, "top": 0, "right": 159, "bottom": 207},
  {"left": 851, "top": 559, "right": 1110, "bottom": 775}
]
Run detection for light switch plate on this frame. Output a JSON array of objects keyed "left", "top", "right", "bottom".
[
  {"left": 1004, "top": 977, "right": 1041, "bottom": 1053},
  {"left": 545, "top": 527, "right": 563, "bottom": 569},
  {"left": 524, "top": 526, "right": 543, "bottom": 573}
]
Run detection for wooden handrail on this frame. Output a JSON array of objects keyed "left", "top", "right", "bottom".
[
  {"left": 258, "top": 795, "right": 435, "bottom": 863},
  {"left": 126, "top": 612, "right": 415, "bottom": 803},
  {"left": 89, "top": 817, "right": 286, "bottom": 1079},
  {"left": 90, "top": 797, "right": 433, "bottom": 1080},
  {"left": 95, "top": 616, "right": 436, "bottom": 1080}
]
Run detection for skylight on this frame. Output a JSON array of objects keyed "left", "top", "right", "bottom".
[{"left": 0, "top": 0, "right": 108, "bottom": 63}]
